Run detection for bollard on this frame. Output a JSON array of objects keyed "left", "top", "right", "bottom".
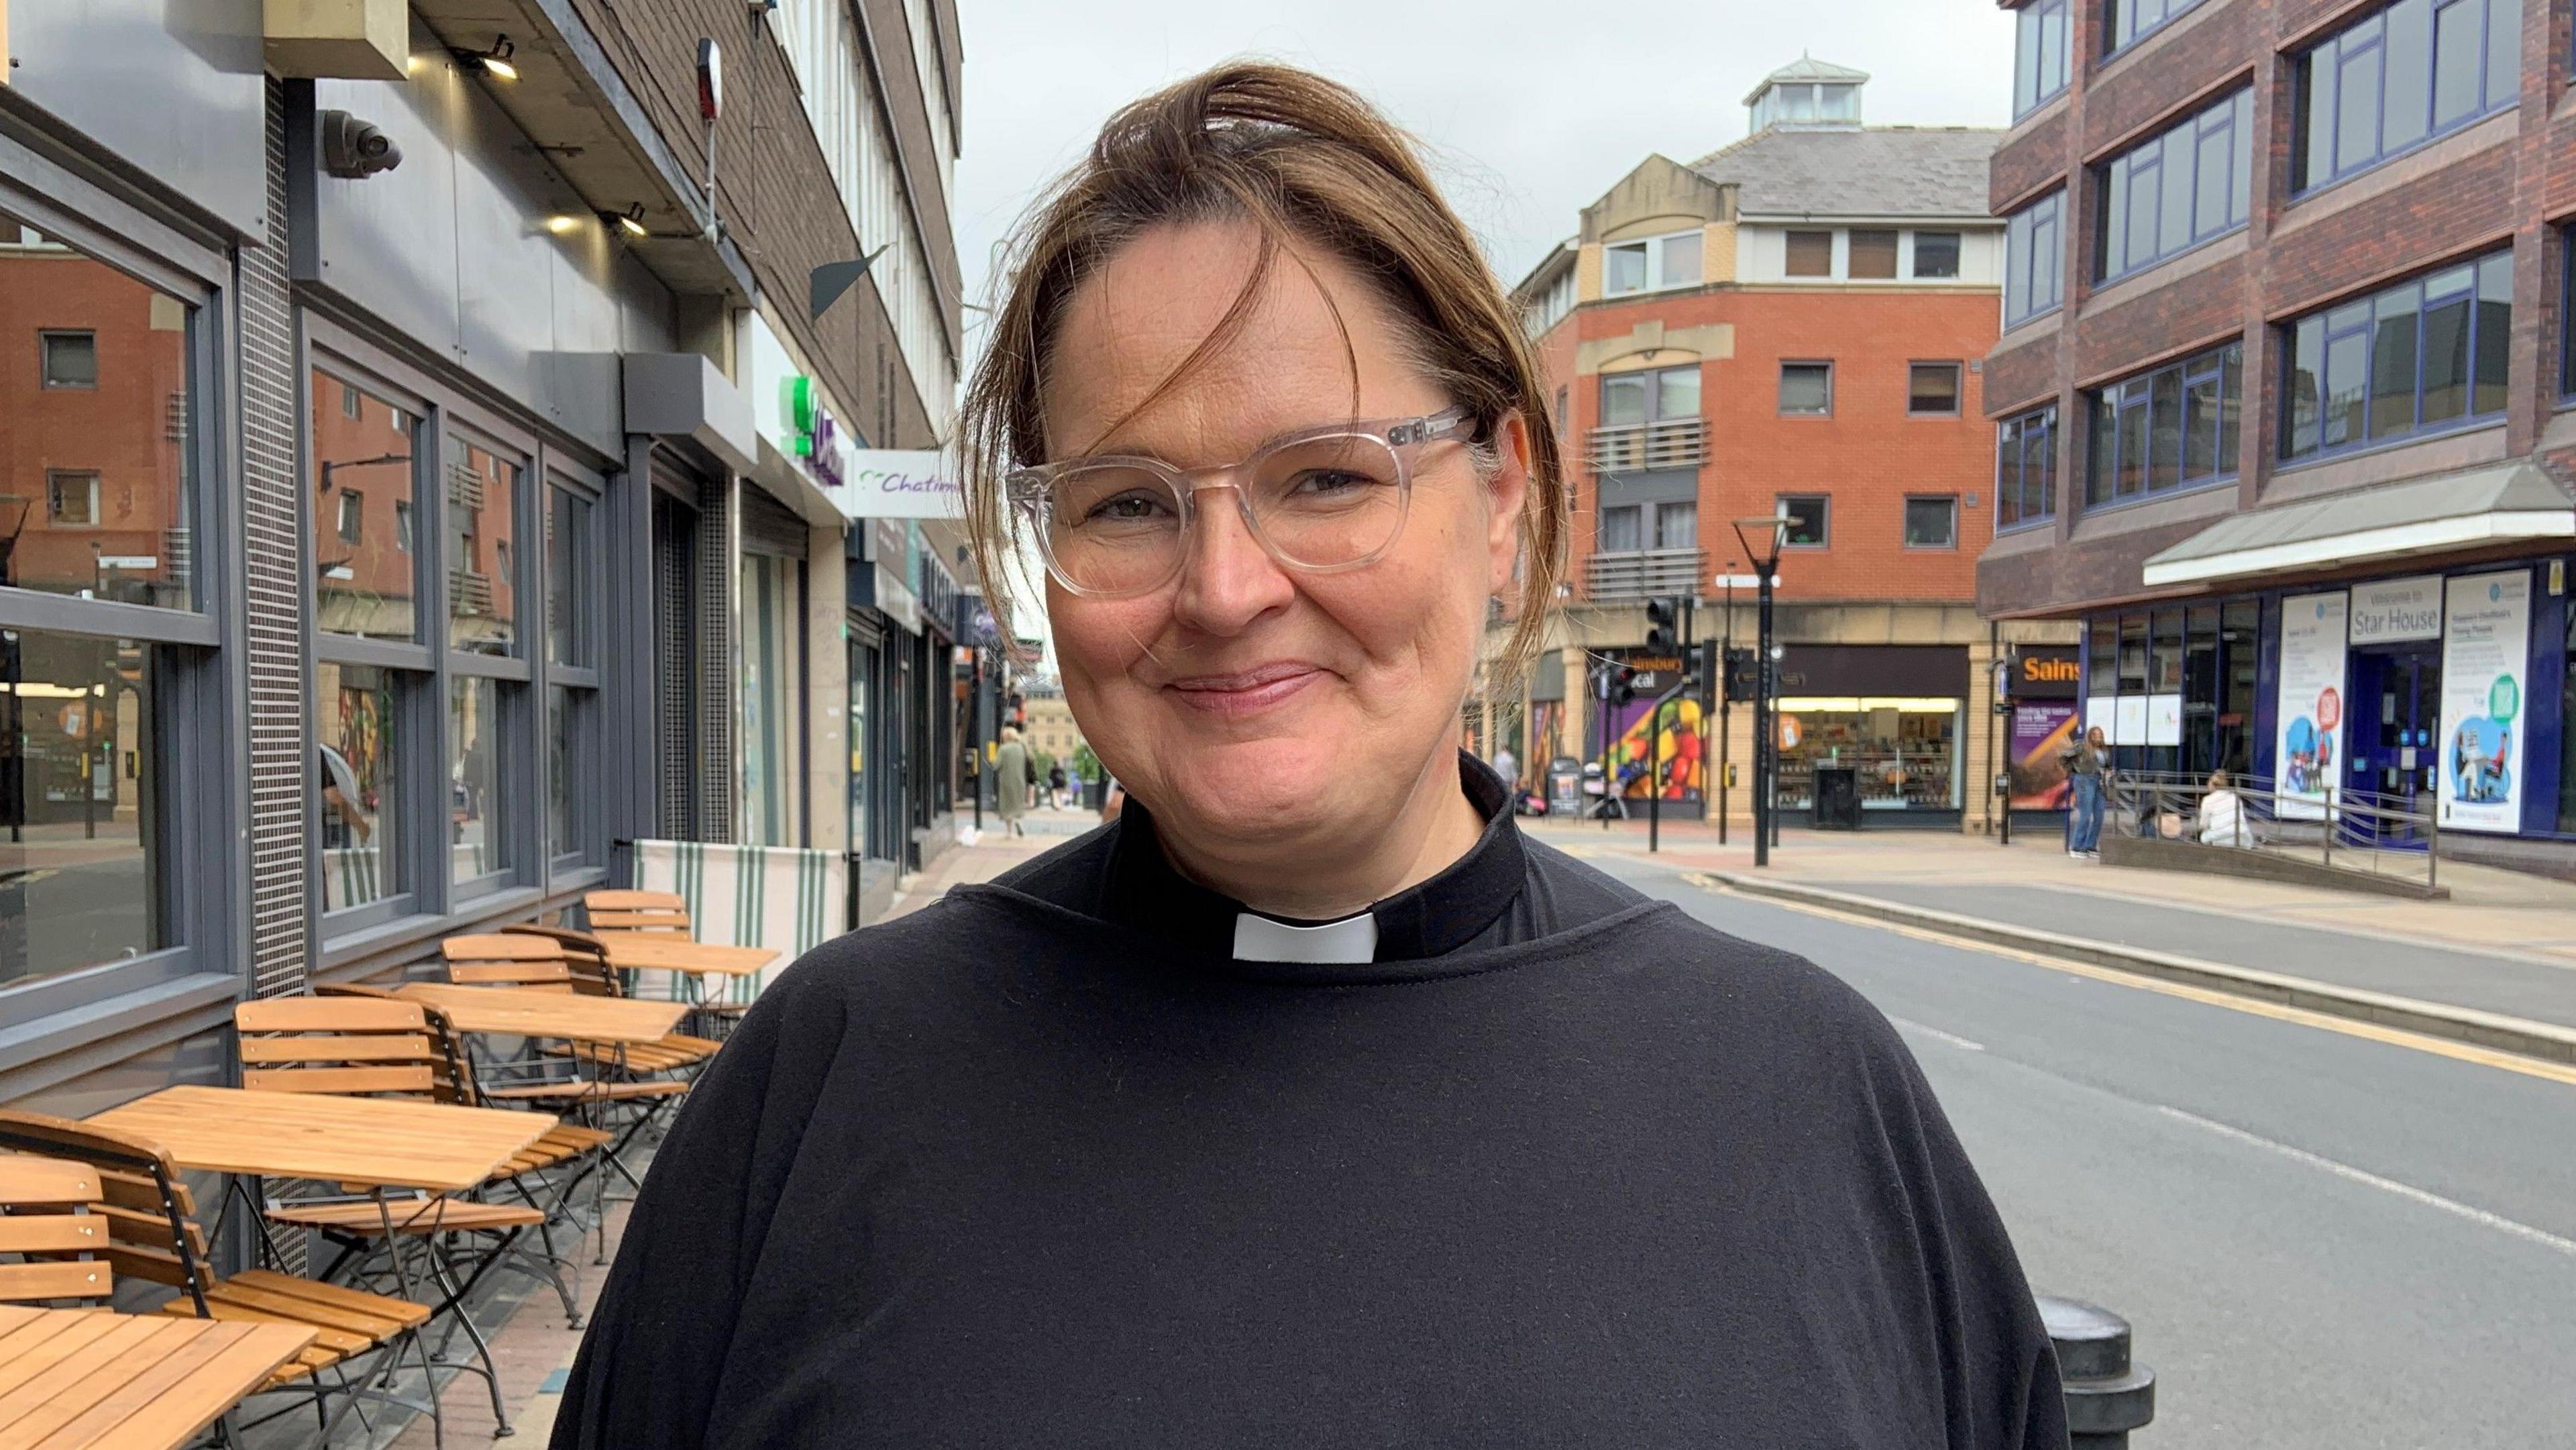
[{"left": 2037, "top": 1295, "right": 2155, "bottom": 1447}]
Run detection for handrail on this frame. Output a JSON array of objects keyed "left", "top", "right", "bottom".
[{"left": 2102, "top": 768, "right": 2440, "bottom": 890}]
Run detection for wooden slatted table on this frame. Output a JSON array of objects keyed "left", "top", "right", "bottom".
[
  {"left": 0, "top": 1304, "right": 315, "bottom": 1450},
  {"left": 86, "top": 1085, "right": 551, "bottom": 1194},
  {"left": 599, "top": 938, "right": 780, "bottom": 978},
  {"left": 395, "top": 982, "right": 688, "bottom": 1045}
]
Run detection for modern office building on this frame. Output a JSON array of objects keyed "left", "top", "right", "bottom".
[
  {"left": 1503, "top": 59, "right": 2071, "bottom": 831},
  {"left": 0, "top": 0, "right": 961, "bottom": 1110},
  {"left": 1980, "top": 0, "right": 2576, "bottom": 870}
]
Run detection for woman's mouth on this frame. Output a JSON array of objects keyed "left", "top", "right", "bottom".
[{"left": 1163, "top": 663, "right": 1327, "bottom": 717}]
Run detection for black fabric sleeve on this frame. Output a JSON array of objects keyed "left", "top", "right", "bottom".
[{"left": 547, "top": 964, "right": 845, "bottom": 1450}]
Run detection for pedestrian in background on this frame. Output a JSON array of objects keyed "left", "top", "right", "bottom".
[
  {"left": 1491, "top": 741, "right": 1517, "bottom": 791},
  {"left": 555, "top": 61, "right": 2063, "bottom": 1450},
  {"left": 2198, "top": 769, "right": 2253, "bottom": 847},
  {"left": 2062, "top": 723, "right": 2109, "bottom": 858},
  {"left": 1049, "top": 760, "right": 1070, "bottom": 809},
  {"left": 994, "top": 726, "right": 1030, "bottom": 838}
]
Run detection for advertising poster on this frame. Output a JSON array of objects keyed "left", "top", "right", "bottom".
[
  {"left": 2437, "top": 570, "right": 2530, "bottom": 833},
  {"left": 2275, "top": 590, "right": 2349, "bottom": 819},
  {"left": 1603, "top": 651, "right": 1704, "bottom": 803},
  {"left": 2009, "top": 703, "right": 2078, "bottom": 809}
]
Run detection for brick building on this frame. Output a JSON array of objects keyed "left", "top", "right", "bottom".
[
  {"left": 1499, "top": 60, "right": 2074, "bottom": 832},
  {"left": 1980, "top": 0, "right": 2576, "bottom": 870}
]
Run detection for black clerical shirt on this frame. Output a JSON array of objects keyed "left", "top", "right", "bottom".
[{"left": 552, "top": 760, "right": 2067, "bottom": 1449}]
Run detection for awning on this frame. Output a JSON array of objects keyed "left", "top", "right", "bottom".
[{"left": 2140, "top": 460, "right": 2575, "bottom": 587}]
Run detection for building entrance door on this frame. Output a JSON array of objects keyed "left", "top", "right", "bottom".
[{"left": 2349, "top": 644, "right": 2439, "bottom": 841}]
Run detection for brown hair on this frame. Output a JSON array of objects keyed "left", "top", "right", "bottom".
[{"left": 957, "top": 61, "right": 1568, "bottom": 677}]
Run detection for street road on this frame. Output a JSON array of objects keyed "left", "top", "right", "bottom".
[{"left": 1582, "top": 850, "right": 2576, "bottom": 1448}]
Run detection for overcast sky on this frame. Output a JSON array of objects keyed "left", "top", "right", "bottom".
[{"left": 951, "top": 0, "right": 2020, "bottom": 323}]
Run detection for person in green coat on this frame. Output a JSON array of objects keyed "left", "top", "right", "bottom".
[{"left": 994, "top": 727, "right": 1030, "bottom": 837}]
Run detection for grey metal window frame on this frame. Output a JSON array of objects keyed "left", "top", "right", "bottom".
[
  {"left": 2291, "top": 0, "right": 2521, "bottom": 197},
  {"left": 1996, "top": 405, "right": 2059, "bottom": 531},
  {"left": 1777, "top": 493, "right": 1831, "bottom": 548},
  {"left": 2097, "top": 88, "right": 2253, "bottom": 283},
  {"left": 2012, "top": 0, "right": 2073, "bottom": 119},
  {"left": 37, "top": 329, "right": 97, "bottom": 390},
  {"left": 1904, "top": 495, "right": 1961, "bottom": 550},
  {"left": 1599, "top": 364, "right": 1701, "bottom": 426},
  {"left": 545, "top": 463, "right": 606, "bottom": 878},
  {"left": 2279, "top": 250, "right": 2510, "bottom": 461},
  {"left": 2087, "top": 339, "right": 2243, "bottom": 507},
  {"left": 0, "top": 136, "right": 244, "bottom": 1088},
  {"left": 2004, "top": 191, "right": 2065, "bottom": 329},
  {"left": 2106, "top": 0, "right": 2208, "bottom": 59},
  {"left": 1779, "top": 361, "right": 1834, "bottom": 417},
  {"left": 1908, "top": 361, "right": 1964, "bottom": 415}
]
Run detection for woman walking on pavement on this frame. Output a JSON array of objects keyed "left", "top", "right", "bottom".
[
  {"left": 994, "top": 725, "right": 1030, "bottom": 837},
  {"left": 555, "top": 61, "right": 2064, "bottom": 1450},
  {"left": 2063, "top": 723, "right": 2110, "bottom": 858}
]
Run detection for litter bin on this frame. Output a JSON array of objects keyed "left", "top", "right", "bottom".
[
  {"left": 1813, "top": 765, "right": 1864, "bottom": 831},
  {"left": 1085, "top": 776, "right": 1107, "bottom": 811}
]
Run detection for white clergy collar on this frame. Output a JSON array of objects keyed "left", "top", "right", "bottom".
[{"left": 1231, "top": 911, "right": 1380, "bottom": 965}]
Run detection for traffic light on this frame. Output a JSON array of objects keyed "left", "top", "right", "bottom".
[
  {"left": 1608, "top": 663, "right": 1638, "bottom": 708},
  {"left": 1644, "top": 597, "right": 1677, "bottom": 654},
  {"left": 1723, "top": 646, "right": 1758, "bottom": 703},
  {"left": 1690, "top": 639, "right": 1720, "bottom": 694}
]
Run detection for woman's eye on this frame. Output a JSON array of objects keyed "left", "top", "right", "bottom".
[
  {"left": 1289, "top": 469, "right": 1375, "bottom": 495},
  {"left": 1083, "top": 492, "right": 1171, "bottom": 523}
]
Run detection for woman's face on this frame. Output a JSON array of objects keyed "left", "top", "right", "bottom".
[{"left": 1039, "top": 220, "right": 1527, "bottom": 855}]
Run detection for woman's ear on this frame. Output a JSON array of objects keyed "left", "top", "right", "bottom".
[{"left": 1483, "top": 411, "right": 1533, "bottom": 596}]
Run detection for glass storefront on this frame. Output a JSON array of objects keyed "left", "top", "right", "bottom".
[
  {"left": 0, "top": 630, "right": 162, "bottom": 988},
  {"left": 2083, "top": 599, "right": 2259, "bottom": 777},
  {"left": 740, "top": 552, "right": 807, "bottom": 847},
  {"left": 316, "top": 660, "right": 398, "bottom": 912},
  {"left": 1775, "top": 697, "right": 1961, "bottom": 812}
]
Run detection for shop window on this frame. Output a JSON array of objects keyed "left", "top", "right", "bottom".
[
  {"left": 1909, "top": 362, "right": 1963, "bottom": 415},
  {"left": 2110, "top": 0, "right": 2207, "bottom": 52},
  {"left": 1599, "top": 504, "right": 1644, "bottom": 554},
  {"left": 1996, "top": 405, "right": 2058, "bottom": 530},
  {"left": 449, "top": 676, "right": 511, "bottom": 888},
  {"left": 1779, "top": 362, "right": 1833, "bottom": 416},
  {"left": 46, "top": 471, "right": 99, "bottom": 527},
  {"left": 38, "top": 330, "right": 96, "bottom": 389},
  {"left": 1912, "top": 231, "right": 1962, "bottom": 279},
  {"left": 312, "top": 366, "right": 419, "bottom": 641},
  {"left": 1605, "top": 230, "right": 1702, "bottom": 296},
  {"left": 2013, "top": 0, "right": 2072, "bottom": 118},
  {"left": 2087, "top": 340, "right": 2241, "bottom": 505},
  {"left": 1904, "top": 496, "right": 1959, "bottom": 549},
  {"left": 1778, "top": 494, "right": 1829, "bottom": 547},
  {"left": 546, "top": 475, "right": 602, "bottom": 871},
  {"left": 2004, "top": 191, "right": 2064, "bottom": 327},
  {"left": 2292, "top": 0, "right": 2520, "bottom": 195},
  {"left": 449, "top": 433, "right": 521, "bottom": 657},
  {"left": 2099, "top": 89, "right": 2253, "bottom": 280},
  {"left": 317, "top": 662, "right": 400, "bottom": 913},
  {"left": 2283, "top": 252, "right": 2510, "bottom": 460},
  {"left": 1774, "top": 697, "right": 1960, "bottom": 813},
  {"left": 0, "top": 630, "right": 165, "bottom": 991},
  {"left": 1785, "top": 230, "right": 1833, "bottom": 278},
  {"left": 1849, "top": 230, "right": 1899, "bottom": 280}
]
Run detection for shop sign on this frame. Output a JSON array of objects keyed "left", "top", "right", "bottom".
[
  {"left": 2349, "top": 575, "right": 2443, "bottom": 645},
  {"left": 833, "top": 448, "right": 965, "bottom": 521},
  {"left": 2014, "top": 647, "right": 2080, "bottom": 700},
  {"left": 2275, "top": 590, "right": 2348, "bottom": 820},
  {"left": 2436, "top": 569, "right": 2529, "bottom": 834},
  {"left": 778, "top": 376, "right": 847, "bottom": 490}
]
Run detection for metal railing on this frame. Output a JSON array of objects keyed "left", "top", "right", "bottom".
[
  {"left": 1585, "top": 417, "right": 1709, "bottom": 473},
  {"left": 2104, "top": 769, "right": 2441, "bottom": 892},
  {"left": 1584, "top": 548, "right": 1706, "bottom": 602}
]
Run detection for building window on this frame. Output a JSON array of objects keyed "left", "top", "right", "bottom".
[
  {"left": 449, "top": 675, "right": 509, "bottom": 886},
  {"left": 546, "top": 474, "right": 602, "bottom": 870},
  {"left": 2283, "top": 251, "right": 2510, "bottom": 460},
  {"left": 395, "top": 500, "right": 413, "bottom": 554},
  {"left": 1912, "top": 231, "right": 1962, "bottom": 279},
  {"left": 1786, "top": 229, "right": 1833, "bottom": 278},
  {"left": 38, "top": 330, "right": 96, "bottom": 389},
  {"left": 2088, "top": 340, "right": 2243, "bottom": 505},
  {"left": 2293, "top": 0, "right": 2520, "bottom": 195},
  {"left": 1996, "top": 405, "right": 2058, "bottom": 529},
  {"left": 1904, "top": 496, "right": 1960, "bottom": 549},
  {"left": 449, "top": 435, "right": 521, "bottom": 658},
  {"left": 1754, "top": 82, "right": 1862, "bottom": 129},
  {"left": 313, "top": 367, "right": 419, "bottom": 641},
  {"left": 1655, "top": 501, "right": 1699, "bottom": 551},
  {"left": 1780, "top": 362, "right": 1833, "bottom": 416},
  {"left": 317, "top": 662, "right": 398, "bottom": 910},
  {"left": 339, "top": 380, "right": 362, "bottom": 418},
  {"left": 335, "top": 488, "right": 363, "bottom": 544},
  {"left": 46, "top": 470, "right": 99, "bottom": 526},
  {"left": 1778, "top": 495, "right": 1830, "bottom": 546},
  {"left": 2014, "top": 0, "right": 2072, "bottom": 117},
  {"left": 2004, "top": 191, "right": 2065, "bottom": 327},
  {"left": 1601, "top": 364, "right": 1701, "bottom": 425},
  {"left": 2099, "top": 89, "right": 2253, "bottom": 280},
  {"left": 1599, "top": 504, "right": 1644, "bottom": 554},
  {"left": 1849, "top": 229, "right": 1899, "bottom": 280},
  {"left": 0, "top": 631, "right": 167, "bottom": 988},
  {"left": 1605, "top": 229, "right": 1703, "bottom": 295},
  {"left": 1909, "top": 362, "right": 1964, "bottom": 415},
  {"left": 2110, "top": 0, "right": 2208, "bottom": 52}
]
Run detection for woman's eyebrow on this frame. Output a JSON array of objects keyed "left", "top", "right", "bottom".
[{"left": 1070, "top": 416, "right": 1368, "bottom": 464}]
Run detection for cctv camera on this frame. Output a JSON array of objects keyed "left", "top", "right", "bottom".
[{"left": 319, "top": 110, "right": 403, "bottom": 179}]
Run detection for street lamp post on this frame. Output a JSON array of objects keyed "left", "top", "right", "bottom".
[{"left": 1731, "top": 513, "right": 1790, "bottom": 869}]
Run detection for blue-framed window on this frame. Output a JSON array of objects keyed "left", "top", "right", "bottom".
[
  {"left": 2561, "top": 228, "right": 2576, "bottom": 400},
  {"left": 2109, "top": 0, "right": 2208, "bottom": 55},
  {"left": 2004, "top": 191, "right": 2065, "bottom": 328},
  {"left": 2086, "top": 340, "right": 2242, "bottom": 507},
  {"left": 2283, "top": 251, "right": 2510, "bottom": 460},
  {"left": 2098, "top": 89, "right": 2253, "bottom": 281},
  {"left": 2292, "top": 0, "right": 2522, "bottom": 195},
  {"left": 1997, "top": 405, "right": 2059, "bottom": 530},
  {"left": 2013, "top": 0, "right": 2072, "bottom": 119}
]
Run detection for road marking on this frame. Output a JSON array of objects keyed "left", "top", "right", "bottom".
[
  {"left": 1689, "top": 882, "right": 2576, "bottom": 1091},
  {"left": 2155, "top": 1106, "right": 2576, "bottom": 1261},
  {"left": 1888, "top": 1017, "right": 1985, "bottom": 1053}
]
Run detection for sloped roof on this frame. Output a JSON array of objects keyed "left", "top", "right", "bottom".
[
  {"left": 1688, "top": 125, "right": 2001, "bottom": 220},
  {"left": 1740, "top": 56, "right": 1871, "bottom": 105},
  {"left": 2141, "top": 462, "right": 2576, "bottom": 586}
]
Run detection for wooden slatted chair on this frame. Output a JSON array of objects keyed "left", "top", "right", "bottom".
[
  {"left": 474, "top": 929, "right": 721, "bottom": 1076},
  {"left": 0, "top": 1155, "right": 111, "bottom": 1306},
  {"left": 580, "top": 889, "right": 755, "bottom": 1037},
  {"left": 0, "top": 1110, "right": 438, "bottom": 1443}
]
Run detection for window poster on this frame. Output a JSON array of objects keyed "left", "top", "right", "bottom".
[
  {"left": 2437, "top": 570, "right": 2530, "bottom": 834},
  {"left": 2275, "top": 591, "right": 2347, "bottom": 820}
]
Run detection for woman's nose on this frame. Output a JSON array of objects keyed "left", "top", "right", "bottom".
[{"left": 1171, "top": 487, "right": 1296, "bottom": 635}]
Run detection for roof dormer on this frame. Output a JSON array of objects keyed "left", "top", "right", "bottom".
[{"left": 1744, "top": 56, "right": 1868, "bottom": 133}]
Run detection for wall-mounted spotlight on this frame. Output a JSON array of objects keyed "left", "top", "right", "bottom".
[
  {"left": 455, "top": 35, "right": 518, "bottom": 81},
  {"left": 608, "top": 203, "right": 651, "bottom": 239}
]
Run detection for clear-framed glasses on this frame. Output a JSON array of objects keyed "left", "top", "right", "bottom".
[{"left": 1006, "top": 405, "right": 1478, "bottom": 598}]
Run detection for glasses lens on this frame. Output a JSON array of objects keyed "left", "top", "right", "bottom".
[
  {"left": 1042, "top": 464, "right": 1185, "bottom": 593},
  {"left": 1245, "top": 433, "right": 1407, "bottom": 568}
]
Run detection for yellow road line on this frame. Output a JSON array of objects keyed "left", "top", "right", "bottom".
[{"left": 1692, "top": 878, "right": 2576, "bottom": 1090}]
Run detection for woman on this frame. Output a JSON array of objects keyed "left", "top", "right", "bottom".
[
  {"left": 993, "top": 725, "right": 1029, "bottom": 837},
  {"left": 553, "top": 64, "right": 2061, "bottom": 1449},
  {"left": 2062, "top": 723, "right": 2109, "bottom": 858},
  {"left": 1049, "top": 760, "right": 1071, "bottom": 809},
  {"left": 2198, "top": 769, "right": 2253, "bottom": 847}
]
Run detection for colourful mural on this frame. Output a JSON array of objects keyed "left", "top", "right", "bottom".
[{"left": 1607, "top": 694, "right": 1705, "bottom": 802}]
